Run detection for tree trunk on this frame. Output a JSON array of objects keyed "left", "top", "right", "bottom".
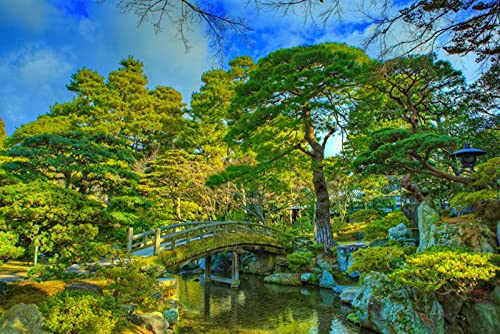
[{"left": 312, "top": 160, "right": 337, "bottom": 249}]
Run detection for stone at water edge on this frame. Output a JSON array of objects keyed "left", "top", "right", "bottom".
[
  {"left": 336, "top": 243, "right": 367, "bottom": 274},
  {"left": 131, "top": 312, "right": 169, "bottom": 334},
  {"left": 319, "top": 270, "right": 337, "bottom": 289},
  {"left": 339, "top": 286, "right": 360, "bottom": 305},
  {"left": 0, "top": 303, "right": 46, "bottom": 334},
  {"left": 263, "top": 273, "right": 301, "bottom": 286},
  {"left": 352, "top": 272, "right": 444, "bottom": 334}
]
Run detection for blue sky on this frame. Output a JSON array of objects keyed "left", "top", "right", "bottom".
[{"left": 0, "top": 0, "right": 483, "bottom": 140}]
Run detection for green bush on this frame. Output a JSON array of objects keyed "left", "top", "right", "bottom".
[
  {"left": 41, "top": 291, "right": 121, "bottom": 334},
  {"left": 100, "top": 256, "right": 162, "bottom": 311},
  {"left": 349, "top": 209, "right": 380, "bottom": 223},
  {"left": 347, "top": 246, "right": 406, "bottom": 278},
  {"left": 364, "top": 211, "right": 411, "bottom": 240},
  {"left": 287, "top": 251, "right": 313, "bottom": 272},
  {"left": 389, "top": 249, "right": 498, "bottom": 298},
  {"left": 0, "top": 231, "right": 24, "bottom": 263}
]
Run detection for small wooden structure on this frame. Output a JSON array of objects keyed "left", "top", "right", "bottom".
[{"left": 127, "top": 221, "right": 284, "bottom": 288}]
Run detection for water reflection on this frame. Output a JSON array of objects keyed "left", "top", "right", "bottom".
[{"left": 173, "top": 274, "right": 373, "bottom": 334}]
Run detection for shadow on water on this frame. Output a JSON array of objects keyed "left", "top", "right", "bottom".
[{"left": 173, "top": 274, "right": 374, "bottom": 334}]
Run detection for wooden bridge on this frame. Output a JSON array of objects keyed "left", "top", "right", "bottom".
[{"left": 127, "top": 221, "right": 287, "bottom": 288}]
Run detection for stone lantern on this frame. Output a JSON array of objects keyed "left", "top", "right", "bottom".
[{"left": 450, "top": 143, "right": 486, "bottom": 175}]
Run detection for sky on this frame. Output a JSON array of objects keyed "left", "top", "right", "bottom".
[{"left": 0, "top": 0, "right": 484, "bottom": 152}]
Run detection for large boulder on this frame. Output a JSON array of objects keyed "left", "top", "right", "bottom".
[
  {"left": 352, "top": 272, "right": 444, "bottom": 334},
  {"left": 0, "top": 303, "right": 46, "bottom": 334},
  {"left": 336, "top": 243, "right": 367, "bottom": 277},
  {"left": 263, "top": 273, "right": 301, "bottom": 286},
  {"left": 319, "top": 270, "right": 337, "bottom": 289},
  {"left": 417, "top": 197, "right": 496, "bottom": 253},
  {"left": 417, "top": 197, "right": 441, "bottom": 251},
  {"left": 130, "top": 312, "right": 169, "bottom": 334},
  {"left": 457, "top": 286, "right": 500, "bottom": 334},
  {"left": 388, "top": 223, "right": 418, "bottom": 246},
  {"left": 64, "top": 282, "right": 103, "bottom": 295}
]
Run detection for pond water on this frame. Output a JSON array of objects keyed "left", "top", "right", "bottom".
[{"left": 171, "top": 273, "right": 374, "bottom": 334}]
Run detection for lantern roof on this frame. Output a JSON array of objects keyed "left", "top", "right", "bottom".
[{"left": 450, "top": 144, "right": 486, "bottom": 157}]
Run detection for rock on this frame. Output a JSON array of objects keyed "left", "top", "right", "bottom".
[
  {"left": 352, "top": 272, "right": 444, "bottom": 334},
  {"left": 353, "top": 231, "right": 365, "bottom": 241},
  {"left": 418, "top": 197, "right": 496, "bottom": 252},
  {"left": 0, "top": 282, "right": 8, "bottom": 299},
  {"left": 300, "top": 272, "right": 319, "bottom": 285},
  {"left": 388, "top": 223, "right": 418, "bottom": 246},
  {"left": 457, "top": 286, "right": 500, "bottom": 334},
  {"left": 336, "top": 243, "right": 367, "bottom": 273},
  {"left": 460, "top": 301, "right": 500, "bottom": 334},
  {"left": 64, "top": 282, "right": 103, "bottom": 295},
  {"left": 417, "top": 197, "right": 441, "bottom": 251},
  {"left": 316, "top": 259, "right": 333, "bottom": 271},
  {"left": 243, "top": 252, "right": 277, "bottom": 275},
  {"left": 369, "top": 239, "right": 388, "bottom": 247},
  {"left": 497, "top": 221, "right": 500, "bottom": 246},
  {"left": 163, "top": 309, "right": 179, "bottom": 326},
  {"left": 131, "top": 312, "right": 169, "bottom": 334},
  {"left": 319, "top": 270, "right": 337, "bottom": 289},
  {"left": 339, "top": 286, "right": 360, "bottom": 305},
  {"left": 0, "top": 303, "right": 46, "bottom": 334},
  {"left": 437, "top": 293, "right": 464, "bottom": 329},
  {"left": 263, "top": 273, "right": 301, "bottom": 286}
]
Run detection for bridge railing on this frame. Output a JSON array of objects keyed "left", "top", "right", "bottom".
[{"left": 127, "top": 221, "right": 282, "bottom": 255}]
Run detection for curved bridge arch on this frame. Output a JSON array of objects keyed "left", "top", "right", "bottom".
[{"left": 127, "top": 221, "right": 287, "bottom": 288}]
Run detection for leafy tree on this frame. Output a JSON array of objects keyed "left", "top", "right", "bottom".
[
  {"left": 354, "top": 55, "right": 471, "bottom": 202},
  {"left": 227, "top": 43, "right": 369, "bottom": 247},
  {"left": 187, "top": 56, "right": 255, "bottom": 166},
  {"left": 139, "top": 150, "right": 217, "bottom": 222},
  {"left": 51, "top": 57, "right": 186, "bottom": 162},
  {"left": 3, "top": 132, "right": 135, "bottom": 195},
  {"left": 0, "top": 181, "right": 114, "bottom": 268}
]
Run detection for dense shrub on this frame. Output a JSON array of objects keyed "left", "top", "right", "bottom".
[
  {"left": 0, "top": 231, "right": 24, "bottom": 263},
  {"left": 347, "top": 246, "right": 408, "bottom": 278},
  {"left": 41, "top": 291, "right": 120, "bottom": 334},
  {"left": 349, "top": 209, "right": 380, "bottom": 223},
  {"left": 101, "top": 256, "right": 162, "bottom": 311},
  {"left": 389, "top": 249, "right": 498, "bottom": 298},
  {"left": 363, "top": 211, "right": 411, "bottom": 240},
  {"left": 287, "top": 251, "right": 313, "bottom": 272}
]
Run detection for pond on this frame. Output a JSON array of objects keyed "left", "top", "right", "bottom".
[{"left": 171, "top": 273, "right": 374, "bottom": 334}]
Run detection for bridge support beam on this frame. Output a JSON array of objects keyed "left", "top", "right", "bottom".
[
  {"left": 231, "top": 252, "right": 240, "bottom": 288},
  {"left": 127, "top": 227, "right": 133, "bottom": 252},
  {"left": 154, "top": 228, "right": 161, "bottom": 255},
  {"left": 204, "top": 256, "right": 212, "bottom": 283}
]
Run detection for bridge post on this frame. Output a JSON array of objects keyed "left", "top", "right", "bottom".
[
  {"left": 204, "top": 256, "right": 211, "bottom": 283},
  {"left": 231, "top": 252, "right": 240, "bottom": 288},
  {"left": 127, "top": 227, "right": 133, "bottom": 252},
  {"left": 153, "top": 228, "right": 161, "bottom": 255}
]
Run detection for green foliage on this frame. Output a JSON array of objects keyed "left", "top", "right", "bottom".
[
  {"left": 41, "top": 290, "right": 120, "bottom": 334},
  {"left": 347, "top": 312, "right": 360, "bottom": 325},
  {"left": 100, "top": 256, "right": 162, "bottom": 311},
  {"left": 349, "top": 209, "right": 380, "bottom": 223},
  {"left": 347, "top": 246, "right": 407, "bottom": 278},
  {"left": 389, "top": 249, "right": 498, "bottom": 298},
  {"left": 364, "top": 211, "right": 411, "bottom": 240},
  {"left": 287, "top": 251, "right": 313, "bottom": 272},
  {"left": 0, "top": 231, "right": 24, "bottom": 263}
]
